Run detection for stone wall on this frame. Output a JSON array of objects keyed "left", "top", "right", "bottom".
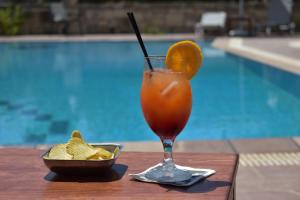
[
  {"left": 13, "top": 1, "right": 299, "bottom": 34},
  {"left": 81, "top": 1, "right": 268, "bottom": 34}
]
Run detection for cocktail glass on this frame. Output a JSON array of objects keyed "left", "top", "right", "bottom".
[{"left": 140, "top": 56, "right": 193, "bottom": 182}]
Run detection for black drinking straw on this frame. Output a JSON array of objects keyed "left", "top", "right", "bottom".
[{"left": 127, "top": 12, "right": 153, "bottom": 71}]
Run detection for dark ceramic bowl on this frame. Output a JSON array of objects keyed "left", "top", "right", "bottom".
[{"left": 42, "top": 143, "right": 123, "bottom": 175}]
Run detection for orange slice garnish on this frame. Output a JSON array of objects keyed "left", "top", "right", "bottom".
[{"left": 165, "top": 40, "right": 203, "bottom": 79}]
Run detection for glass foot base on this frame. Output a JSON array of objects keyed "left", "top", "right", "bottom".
[{"left": 145, "top": 163, "right": 192, "bottom": 183}]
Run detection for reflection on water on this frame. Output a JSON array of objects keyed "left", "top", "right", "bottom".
[
  {"left": 203, "top": 48, "right": 225, "bottom": 57},
  {"left": 267, "top": 92, "right": 278, "bottom": 109},
  {"left": 0, "top": 41, "right": 299, "bottom": 145},
  {"left": 246, "top": 57, "right": 300, "bottom": 100}
]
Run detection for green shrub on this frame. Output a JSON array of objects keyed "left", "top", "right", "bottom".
[{"left": 0, "top": 5, "right": 24, "bottom": 35}]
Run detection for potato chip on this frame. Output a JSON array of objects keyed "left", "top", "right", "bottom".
[
  {"left": 45, "top": 130, "right": 116, "bottom": 161},
  {"left": 88, "top": 154, "right": 104, "bottom": 160},
  {"left": 48, "top": 144, "right": 73, "bottom": 160},
  {"left": 70, "top": 130, "right": 94, "bottom": 148},
  {"left": 113, "top": 146, "right": 120, "bottom": 157},
  {"left": 71, "top": 130, "right": 83, "bottom": 139},
  {"left": 94, "top": 147, "right": 113, "bottom": 159},
  {"left": 66, "top": 137, "right": 98, "bottom": 160}
]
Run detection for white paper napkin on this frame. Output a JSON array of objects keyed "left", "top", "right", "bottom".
[{"left": 129, "top": 164, "right": 216, "bottom": 187}]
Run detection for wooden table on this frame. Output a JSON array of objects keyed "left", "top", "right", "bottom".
[{"left": 0, "top": 149, "right": 238, "bottom": 200}]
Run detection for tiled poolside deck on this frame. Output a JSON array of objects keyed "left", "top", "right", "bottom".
[{"left": 121, "top": 138, "right": 300, "bottom": 153}]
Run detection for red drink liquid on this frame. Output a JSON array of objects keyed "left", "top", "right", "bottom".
[{"left": 141, "top": 69, "right": 192, "bottom": 140}]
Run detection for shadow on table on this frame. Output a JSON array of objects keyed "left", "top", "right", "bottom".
[
  {"left": 44, "top": 164, "right": 128, "bottom": 182},
  {"left": 160, "top": 180, "right": 231, "bottom": 193}
]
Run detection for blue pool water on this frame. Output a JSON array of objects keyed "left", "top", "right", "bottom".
[{"left": 0, "top": 41, "right": 300, "bottom": 145}]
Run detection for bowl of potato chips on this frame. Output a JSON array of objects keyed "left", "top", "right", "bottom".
[{"left": 42, "top": 130, "right": 122, "bottom": 175}]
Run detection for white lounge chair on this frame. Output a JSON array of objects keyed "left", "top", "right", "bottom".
[
  {"left": 50, "top": 2, "right": 68, "bottom": 23},
  {"left": 50, "top": 2, "right": 68, "bottom": 34},
  {"left": 195, "top": 12, "right": 227, "bottom": 38}
]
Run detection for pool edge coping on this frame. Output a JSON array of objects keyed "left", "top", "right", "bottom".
[
  {"left": 212, "top": 37, "right": 300, "bottom": 76},
  {"left": 0, "top": 34, "right": 196, "bottom": 42},
  {"left": 1, "top": 137, "right": 299, "bottom": 154}
]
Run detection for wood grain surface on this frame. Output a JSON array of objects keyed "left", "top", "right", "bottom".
[{"left": 0, "top": 149, "right": 238, "bottom": 200}]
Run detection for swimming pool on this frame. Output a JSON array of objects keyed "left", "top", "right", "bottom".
[{"left": 0, "top": 40, "right": 300, "bottom": 145}]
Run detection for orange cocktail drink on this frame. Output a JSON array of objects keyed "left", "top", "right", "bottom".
[
  {"left": 127, "top": 12, "right": 203, "bottom": 183},
  {"left": 139, "top": 41, "right": 202, "bottom": 182},
  {"left": 141, "top": 69, "right": 192, "bottom": 141}
]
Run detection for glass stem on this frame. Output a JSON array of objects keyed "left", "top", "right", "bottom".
[{"left": 162, "top": 139, "right": 175, "bottom": 167}]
